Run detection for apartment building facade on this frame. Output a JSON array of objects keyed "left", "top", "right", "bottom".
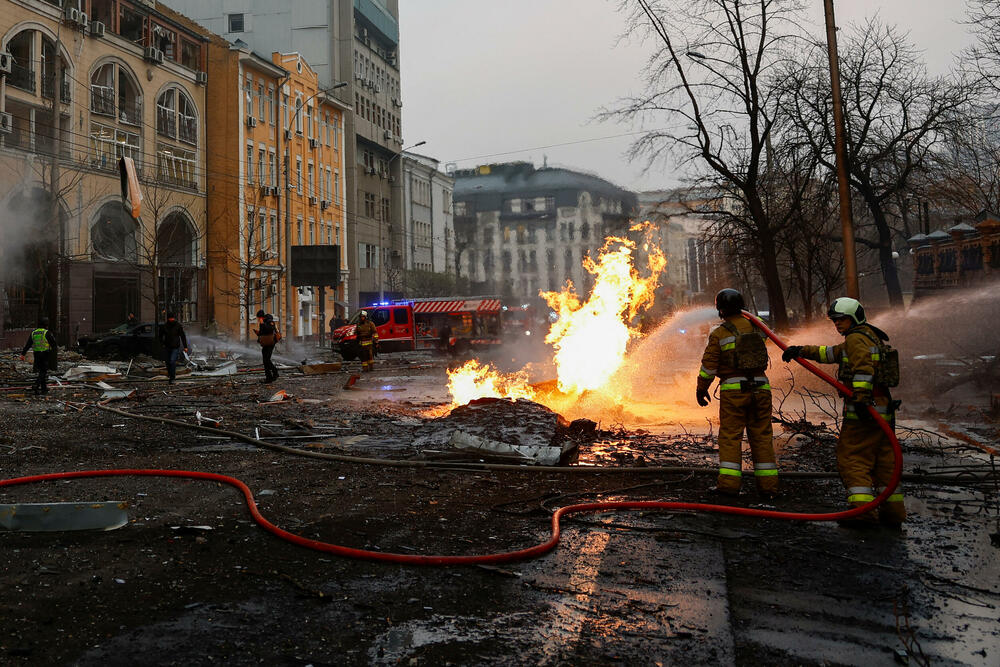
[
  {"left": 452, "top": 162, "right": 637, "bottom": 304},
  {"left": 0, "top": 0, "right": 209, "bottom": 347},
  {"left": 159, "top": 0, "right": 403, "bottom": 311},
  {"left": 401, "top": 151, "right": 454, "bottom": 277}
]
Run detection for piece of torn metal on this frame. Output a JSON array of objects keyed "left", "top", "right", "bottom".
[
  {"left": 261, "top": 389, "right": 294, "bottom": 404},
  {"left": 99, "top": 388, "right": 137, "bottom": 403},
  {"left": 191, "top": 360, "right": 238, "bottom": 377},
  {"left": 195, "top": 411, "right": 222, "bottom": 428},
  {"left": 448, "top": 430, "right": 569, "bottom": 466},
  {"left": 62, "top": 365, "right": 121, "bottom": 381},
  {"left": 0, "top": 501, "right": 128, "bottom": 532}
]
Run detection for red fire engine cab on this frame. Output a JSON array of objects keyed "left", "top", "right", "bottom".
[{"left": 331, "top": 297, "right": 504, "bottom": 360}]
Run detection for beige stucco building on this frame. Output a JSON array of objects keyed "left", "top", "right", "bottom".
[{"left": 0, "top": 0, "right": 209, "bottom": 346}]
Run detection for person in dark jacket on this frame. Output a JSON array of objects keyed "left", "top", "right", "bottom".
[
  {"left": 158, "top": 312, "right": 188, "bottom": 384},
  {"left": 253, "top": 310, "right": 280, "bottom": 383},
  {"left": 21, "top": 316, "right": 58, "bottom": 396}
]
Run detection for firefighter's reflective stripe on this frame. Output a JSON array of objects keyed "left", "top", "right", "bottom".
[
  {"left": 699, "top": 366, "right": 716, "bottom": 380},
  {"left": 869, "top": 346, "right": 881, "bottom": 361},
  {"left": 360, "top": 340, "right": 373, "bottom": 346},
  {"left": 887, "top": 493, "right": 904, "bottom": 502},
  {"left": 754, "top": 462, "right": 778, "bottom": 477},
  {"left": 719, "top": 375, "right": 746, "bottom": 391},
  {"left": 719, "top": 461, "right": 742, "bottom": 477},
  {"left": 819, "top": 345, "right": 834, "bottom": 363},
  {"left": 720, "top": 335, "right": 736, "bottom": 351},
  {"left": 31, "top": 329, "right": 50, "bottom": 352},
  {"left": 720, "top": 376, "right": 770, "bottom": 391},
  {"left": 844, "top": 402, "right": 891, "bottom": 419},
  {"left": 847, "top": 486, "right": 875, "bottom": 503},
  {"left": 852, "top": 373, "right": 874, "bottom": 390}
]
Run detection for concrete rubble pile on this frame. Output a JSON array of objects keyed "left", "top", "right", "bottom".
[{"left": 414, "top": 397, "right": 598, "bottom": 465}]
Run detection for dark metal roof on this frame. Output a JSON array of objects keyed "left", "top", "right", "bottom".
[{"left": 453, "top": 162, "right": 636, "bottom": 212}]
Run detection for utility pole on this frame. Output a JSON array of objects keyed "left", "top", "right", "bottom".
[
  {"left": 50, "top": 28, "right": 64, "bottom": 338},
  {"left": 824, "top": 0, "right": 859, "bottom": 299}
]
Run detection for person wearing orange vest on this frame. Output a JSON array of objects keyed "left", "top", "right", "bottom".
[
  {"left": 782, "top": 297, "right": 905, "bottom": 528},
  {"left": 696, "top": 289, "right": 779, "bottom": 498},
  {"left": 20, "top": 316, "right": 58, "bottom": 396}
]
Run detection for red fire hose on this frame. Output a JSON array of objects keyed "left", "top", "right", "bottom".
[{"left": 0, "top": 311, "right": 902, "bottom": 565}]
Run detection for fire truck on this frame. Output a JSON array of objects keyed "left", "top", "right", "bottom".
[{"left": 331, "top": 297, "right": 504, "bottom": 360}]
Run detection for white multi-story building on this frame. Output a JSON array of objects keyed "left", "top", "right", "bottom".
[
  {"left": 453, "top": 162, "right": 636, "bottom": 302},
  {"left": 401, "top": 151, "right": 453, "bottom": 276}
]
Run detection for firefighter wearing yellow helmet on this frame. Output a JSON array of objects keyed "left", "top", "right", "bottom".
[
  {"left": 782, "top": 297, "right": 905, "bottom": 527},
  {"left": 696, "top": 289, "right": 779, "bottom": 498}
]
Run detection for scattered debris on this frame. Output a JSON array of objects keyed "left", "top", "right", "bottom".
[
  {"left": 0, "top": 501, "right": 128, "bottom": 532},
  {"left": 449, "top": 429, "right": 569, "bottom": 465},
  {"left": 344, "top": 374, "right": 361, "bottom": 389},
  {"left": 191, "top": 361, "right": 238, "bottom": 377},
  {"left": 300, "top": 362, "right": 343, "bottom": 375}
]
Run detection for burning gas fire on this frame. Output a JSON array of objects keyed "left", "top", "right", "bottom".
[
  {"left": 446, "top": 234, "right": 665, "bottom": 407},
  {"left": 447, "top": 360, "right": 536, "bottom": 405}
]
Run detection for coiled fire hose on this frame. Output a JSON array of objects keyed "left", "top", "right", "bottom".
[{"left": 0, "top": 311, "right": 901, "bottom": 565}]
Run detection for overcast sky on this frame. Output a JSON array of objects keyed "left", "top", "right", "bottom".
[{"left": 399, "top": 0, "right": 975, "bottom": 193}]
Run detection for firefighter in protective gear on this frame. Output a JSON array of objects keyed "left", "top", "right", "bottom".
[
  {"left": 782, "top": 297, "right": 904, "bottom": 527},
  {"left": 696, "top": 289, "right": 779, "bottom": 497},
  {"left": 20, "top": 316, "right": 58, "bottom": 396},
  {"left": 355, "top": 310, "right": 379, "bottom": 372}
]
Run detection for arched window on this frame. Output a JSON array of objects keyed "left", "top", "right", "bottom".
[
  {"left": 91, "top": 202, "right": 138, "bottom": 262},
  {"left": 157, "top": 212, "right": 196, "bottom": 266},
  {"left": 41, "top": 36, "right": 70, "bottom": 103},
  {"left": 156, "top": 87, "right": 197, "bottom": 145},
  {"left": 89, "top": 61, "right": 141, "bottom": 170}
]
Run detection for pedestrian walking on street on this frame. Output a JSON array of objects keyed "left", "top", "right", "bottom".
[
  {"left": 158, "top": 312, "right": 188, "bottom": 385},
  {"left": 355, "top": 310, "right": 378, "bottom": 372},
  {"left": 695, "top": 289, "right": 779, "bottom": 498},
  {"left": 253, "top": 310, "right": 281, "bottom": 383},
  {"left": 21, "top": 316, "right": 57, "bottom": 396},
  {"left": 781, "top": 298, "right": 904, "bottom": 528}
]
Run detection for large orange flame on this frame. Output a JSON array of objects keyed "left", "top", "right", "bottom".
[
  {"left": 445, "top": 232, "right": 666, "bottom": 409},
  {"left": 446, "top": 360, "right": 536, "bottom": 405}
]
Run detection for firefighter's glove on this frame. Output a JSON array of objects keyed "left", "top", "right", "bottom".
[
  {"left": 781, "top": 345, "right": 802, "bottom": 363},
  {"left": 696, "top": 387, "right": 711, "bottom": 407}
]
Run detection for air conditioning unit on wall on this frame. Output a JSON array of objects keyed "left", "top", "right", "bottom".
[
  {"left": 0, "top": 52, "right": 11, "bottom": 74},
  {"left": 144, "top": 47, "right": 164, "bottom": 64},
  {"left": 90, "top": 21, "right": 106, "bottom": 38},
  {"left": 246, "top": 116, "right": 257, "bottom": 128},
  {"left": 0, "top": 112, "right": 12, "bottom": 134}
]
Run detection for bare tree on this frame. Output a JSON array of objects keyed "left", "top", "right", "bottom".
[
  {"left": 783, "top": 19, "right": 970, "bottom": 306},
  {"left": 214, "top": 188, "right": 279, "bottom": 342},
  {"left": 964, "top": 0, "right": 1000, "bottom": 94},
  {"left": 602, "top": 0, "right": 811, "bottom": 329},
  {"left": 929, "top": 109, "right": 1000, "bottom": 218}
]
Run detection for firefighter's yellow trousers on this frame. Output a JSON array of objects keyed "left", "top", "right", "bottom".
[{"left": 716, "top": 383, "right": 778, "bottom": 495}]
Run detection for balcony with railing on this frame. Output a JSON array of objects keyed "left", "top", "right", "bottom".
[
  {"left": 41, "top": 75, "right": 71, "bottom": 103},
  {"left": 178, "top": 115, "right": 197, "bottom": 145},
  {"left": 118, "top": 100, "right": 142, "bottom": 126},
  {"left": 91, "top": 85, "right": 115, "bottom": 116},
  {"left": 157, "top": 105, "right": 176, "bottom": 138},
  {"left": 9, "top": 62, "right": 35, "bottom": 93}
]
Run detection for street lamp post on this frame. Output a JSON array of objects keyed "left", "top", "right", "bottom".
[
  {"left": 378, "top": 140, "right": 426, "bottom": 302},
  {"left": 281, "top": 81, "right": 346, "bottom": 341}
]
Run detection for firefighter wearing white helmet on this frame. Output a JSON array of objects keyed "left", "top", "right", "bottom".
[
  {"left": 355, "top": 310, "right": 379, "bottom": 372},
  {"left": 781, "top": 297, "right": 905, "bottom": 527}
]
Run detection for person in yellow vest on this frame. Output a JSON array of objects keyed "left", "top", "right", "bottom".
[
  {"left": 782, "top": 297, "right": 905, "bottom": 528},
  {"left": 355, "top": 310, "right": 379, "bottom": 372},
  {"left": 696, "top": 289, "right": 779, "bottom": 498},
  {"left": 20, "top": 316, "right": 58, "bottom": 396}
]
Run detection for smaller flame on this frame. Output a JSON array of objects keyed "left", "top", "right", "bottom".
[{"left": 446, "top": 360, "right": 536, "bottom": 405}]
